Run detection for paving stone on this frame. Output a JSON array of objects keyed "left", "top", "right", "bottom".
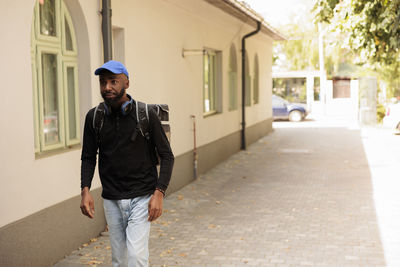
[{"left": 53, "top": 119, "right": 400, "bottom": 266}]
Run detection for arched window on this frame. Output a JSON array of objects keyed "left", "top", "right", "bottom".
[
  {"left": 245, "top": 51, "right": 251, "bottom": 106},
  {"left": 253, "top": 54, "right": 259, "bottom": 104},
  {"left": 31, "top": 0, "right": 80, "bottom": 153},
  {"left": 228, "top": 44, "right": 238, "bottom": 111}
]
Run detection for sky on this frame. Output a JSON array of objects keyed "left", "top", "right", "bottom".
[{"left": 244, "top": 0, "right": 316, "bottom": 29}]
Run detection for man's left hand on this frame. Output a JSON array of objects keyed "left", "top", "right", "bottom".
[{"left": 148, "top": 190, "right": 164, "bottom": 222}]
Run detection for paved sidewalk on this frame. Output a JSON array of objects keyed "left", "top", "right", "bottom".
[{"left": 54, "top": 119, "right": 393, "bottom": 266}]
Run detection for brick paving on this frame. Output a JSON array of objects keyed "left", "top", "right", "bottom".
[{"left": 54, "top": 118, "right": 400, "bottom": 267}]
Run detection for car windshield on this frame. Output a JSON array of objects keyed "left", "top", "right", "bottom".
[{"left": 273, "top": 95, "right": 289, "bottom": 105}]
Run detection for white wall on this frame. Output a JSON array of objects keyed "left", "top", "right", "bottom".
[{"left": 0, "top": 0, "right": 274, "bottom": 228}]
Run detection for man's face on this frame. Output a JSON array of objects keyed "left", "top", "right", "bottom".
[{"left": 99, "top": 71, "right": 129, "bottom": 106}]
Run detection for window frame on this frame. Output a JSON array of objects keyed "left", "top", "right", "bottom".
[
  {"left": 36, "top": 45, "right": 65, "bottom": 152},
  {"left": 253, "top": 54, "right": 259, "bottom": 105},
  {"left": 62, "top": 61, "right": 80, "bottom": 146},
  {"left": 31, "top": 0, "right": 80, "bottom": 155},
  {"left": 203, "top": 49, "right": 222, "bottom": 117},
  {"left": 61, "top": 1, "right": 78, "bottom": 57},
  {"left": 34, "top": 0, "right": 61, "bottom": 44},
  {"left": 228, "top": 44, "right": 238, "bottom": 111},
  {"left": 245, "top": 51, "right": 251, "bottom": 106}
]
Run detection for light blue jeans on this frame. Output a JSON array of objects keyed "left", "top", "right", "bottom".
[{"left": 103, "top": 195, "right": 152, "bottom": 267}]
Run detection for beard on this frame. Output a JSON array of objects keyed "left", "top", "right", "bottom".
[{"left": 101, "top": 87, "right": 126, "bottom": 107}]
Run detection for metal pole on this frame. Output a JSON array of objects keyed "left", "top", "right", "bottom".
[{"left": 101, "top": 0, "right": 112, "bottom": 62}]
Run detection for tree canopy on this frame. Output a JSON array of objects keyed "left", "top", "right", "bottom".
[{"left": 313, "top": 0, "right": 400, "bottom": 65}]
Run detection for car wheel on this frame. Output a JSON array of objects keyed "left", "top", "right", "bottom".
[{"left": 289, "top": 110, "right": 303, "bottom": 122}]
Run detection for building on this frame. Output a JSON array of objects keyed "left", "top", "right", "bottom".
[{"left": 0, "top": 0, "right": 283, "bottom": 266}]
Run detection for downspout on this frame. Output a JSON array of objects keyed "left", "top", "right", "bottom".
[
  {"left": 101, "top": 0, "right": 112, "bottom": 62},
  {"left": 241, "top": 21, "right": 261, "bottom": 150}
]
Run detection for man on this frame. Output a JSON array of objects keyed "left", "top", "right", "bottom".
[{"left": 80, "top": 60, "right": 174, "bottom": 267}]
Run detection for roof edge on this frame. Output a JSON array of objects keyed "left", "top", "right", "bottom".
[{"left": 204, "top": 0, "right": 286, "bottom": 41}]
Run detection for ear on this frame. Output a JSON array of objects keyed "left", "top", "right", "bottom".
[{"left": 125, "top": 78, "right": 130, "bottom": 89}]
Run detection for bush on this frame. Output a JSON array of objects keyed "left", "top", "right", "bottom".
[{"left": 376, "top": 103, "right": 386, "bottom": 124}]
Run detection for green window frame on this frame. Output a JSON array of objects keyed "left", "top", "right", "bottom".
[
  {"left": 203, "top": 49, "right": 222, "bottom": 116},
  {"left": 245, "top": 51, "right": 251, "bottom": 106},
  {"left": 253, "top": 54, "right": 259, "bottom": 104},
  {"left": 31, "top": 0, "right": 80, "bottom": 154},
  {"left": 228, "top": 44, "right": 238, "bottom": 111}
]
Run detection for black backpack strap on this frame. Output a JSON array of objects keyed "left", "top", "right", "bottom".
[
  {"left": 135, "top": 100, "right": 150, "bottom": 140},
  {"left": 134, "top": 100, "right": 159, "bottom": 165},
  {"left": 93, "top": 103, "right": 106, "bottom": 145}
]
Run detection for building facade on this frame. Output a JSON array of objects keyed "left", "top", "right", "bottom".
[{"left": 0, "top": 0, "right": 283, "bottom": 266}]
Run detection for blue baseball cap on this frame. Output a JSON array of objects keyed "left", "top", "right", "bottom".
[{"left": 94, "top": 60, "right": 129, "bottom": 79}]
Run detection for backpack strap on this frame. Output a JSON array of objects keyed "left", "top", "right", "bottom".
[
  {"left": 135, "top": 100, "right": 151, "bottom": 140},
  {"left": 134, "top": 99, "right": 160, "bottom": 165},
  {"left": 93, "top": 103, "right": 106, "bottom": 145}
]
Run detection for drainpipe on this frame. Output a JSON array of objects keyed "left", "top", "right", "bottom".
[
  {"left": 241, "top": 21, "right": 261, "bottom": 150},
  {"left": 101, "top": 0, "right": 112, "bottom": 62}
]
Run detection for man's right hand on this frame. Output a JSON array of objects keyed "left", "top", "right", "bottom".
[{"left": 80, "top": 187, "right": 95, "bottom": 219}]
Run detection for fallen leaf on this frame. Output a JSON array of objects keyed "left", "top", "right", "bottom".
[
  {"left": 88, "top": 260, "right": 103, "bottom": 265},
  {"left": 215, "top": 201, "right": 221, "bottom": 204},
  {"left": 208, "top": 224, "right": 216, "bottom": 229},
  {"left": 179, "top": 253, "right": 188, "bottom": 257}
]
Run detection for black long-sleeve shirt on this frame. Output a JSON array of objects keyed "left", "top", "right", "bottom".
[{"left": 80, "top": 101, "right": 174, "bottom": 200}]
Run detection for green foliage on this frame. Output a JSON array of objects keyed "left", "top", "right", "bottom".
[
  {"left": 273, "top": 23, "right": 322, "bottom": 71},
  {"left": 314, "top": 0, "right": 400, "bottom": 98},
  {"left": 313, "top": 0, "right": 400, "bottom": 65},
  {"left": 376, "top": 103, "right": 386, "bottom": 123}
]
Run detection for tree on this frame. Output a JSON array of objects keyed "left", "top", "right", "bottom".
[
  {"left": 313, "top": 0, "right": 400, "bottom": 65},
  {"left": 273, "top": 23, "right": 320, "bottom": 71}
]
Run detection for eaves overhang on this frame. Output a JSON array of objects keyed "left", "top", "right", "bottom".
[{"left": 203, "top": 0, "right": 286, "bottom": 41}]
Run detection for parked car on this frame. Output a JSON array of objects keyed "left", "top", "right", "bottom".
[
  {"left": 272, "top": 95, "right": 308, "bottom": 122},
  {"left": 382, "top": 102, "right": 400, "bottom": 132}
]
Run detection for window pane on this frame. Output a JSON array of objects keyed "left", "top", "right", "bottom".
[
  {"left": 32, "top": 62, "right": 39, "bottom": 151},
  {"left": 245, "top": 75, "right": 251, "bottom": 106},
  {"left": 253, "top": 77, "right": 259, "bottom": 104},
  {"left": 209, "top": 55, "right": 216, "bottom": 111},
  {"left": 42, "top": 53, "right": 60, "bottom": 145},
  {"left": 65, "top": 17, "right": 73, "bottom": 51},
  {"left": 204, "top": 55, "right": 210, "bottom": 112},
  {"left": 39, "top": 0, "right": 57, "bottom": 37},
  {"left": 67, "top": 67, "right": 77, "bottom": 139},
  {"left": 229, "top": 72, "right": 237, "bottom": 110}
]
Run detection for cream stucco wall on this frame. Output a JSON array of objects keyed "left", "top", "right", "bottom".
[
  {"left": 0, "top": 0, "right": 104, "bottom": 228},
  {"left": 0, "top": 0, "right": 274, "bottom": 228},
  {"left": 112, "top": 0, "right": 274, "bottom": 156}
]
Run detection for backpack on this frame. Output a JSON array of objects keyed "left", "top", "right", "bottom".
[{"left": 92, "top": 99, "right": 170, "bottom": 164}]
